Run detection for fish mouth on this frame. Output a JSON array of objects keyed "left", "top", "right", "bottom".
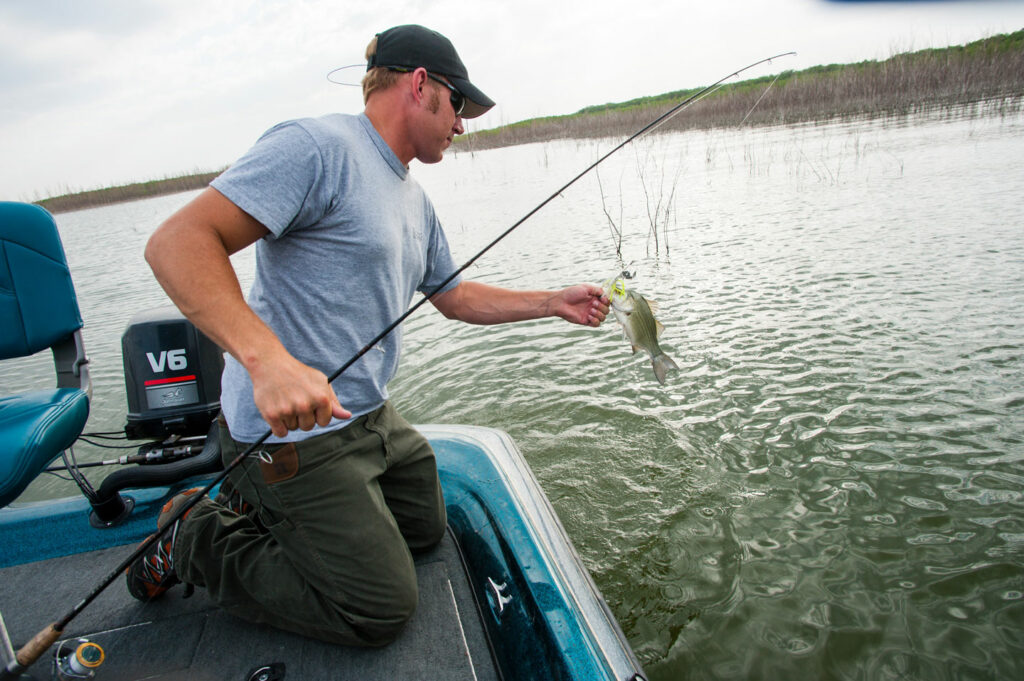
[{"left": 603, "top": 277, "right": 627, "bottom": 299}]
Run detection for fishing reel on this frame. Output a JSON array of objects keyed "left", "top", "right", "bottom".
[{"left": 54, "top": 639, "right": 104, "bottom": 681}]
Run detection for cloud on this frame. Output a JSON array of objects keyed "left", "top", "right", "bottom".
[
  {"left": 1, "top": 0, "right": 1022, "bottom": 199},
  {"left": 0, "top": 0, "right": 169, "bottom": 33}
]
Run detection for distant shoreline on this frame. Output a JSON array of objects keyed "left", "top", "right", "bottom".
[
  {"left": 36, "top": 29, "right": 1022, "bottom": 214},
  {"left": 453, "top": 30, "right": 1023, "bottom": 152},
  {"left": 37, "top": 171, "right": 225, "bottom": 214}
]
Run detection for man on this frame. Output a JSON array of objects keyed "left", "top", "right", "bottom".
[{"left": 127, "top": 24, "right": 608, "bottom": 647}]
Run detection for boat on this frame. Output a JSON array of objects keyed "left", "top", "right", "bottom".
[{"left": 0, "top": 201, "right": 647, "bottom": 681}]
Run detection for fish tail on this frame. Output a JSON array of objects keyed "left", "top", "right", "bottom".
[{"left": 651, "top": 352, "right": 679, "bottom": 385}]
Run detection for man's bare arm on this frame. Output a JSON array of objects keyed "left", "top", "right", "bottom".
[{"left": 430, "top": 280, "right": 609, "bottom": 326}]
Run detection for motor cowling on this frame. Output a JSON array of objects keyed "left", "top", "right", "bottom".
[{"left": 122, "top": 307, "right": 224, "bottom": 440}]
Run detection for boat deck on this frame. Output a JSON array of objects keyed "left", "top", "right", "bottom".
[{"left": 0, "top": 528, "right": 499, "bottom": 681}]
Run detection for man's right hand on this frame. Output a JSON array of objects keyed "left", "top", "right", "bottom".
[{"left": 250, "top": 352, "right": 352, "bottom": 437}]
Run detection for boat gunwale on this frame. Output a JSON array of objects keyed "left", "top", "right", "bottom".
[{"left": 421, "top": 424, "right": 646, "bottom": 681}]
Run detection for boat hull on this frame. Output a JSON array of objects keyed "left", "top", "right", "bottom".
[{"left": 0, "top": 425, "right": 645, "bottom": 680}]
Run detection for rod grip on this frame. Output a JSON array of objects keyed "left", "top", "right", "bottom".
[{"left": 8, "top": 622, "right": 62, "bottom": 674}]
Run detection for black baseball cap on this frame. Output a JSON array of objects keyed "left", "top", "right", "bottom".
[{"left": 367, "top": 24, "right": 495, "bottom": 119}]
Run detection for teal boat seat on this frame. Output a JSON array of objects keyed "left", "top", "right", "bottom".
[{"left": 0, "top": 202, "right": 91, "bottom": 507}]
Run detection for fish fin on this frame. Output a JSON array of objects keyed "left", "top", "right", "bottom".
[
  {"left": 651, "top": 352, "right": 680, "bottom": 385},
  {"left": 646, "top": 298, "right": 660, "bottom": 313},
  {"left": 655, "top": 319, "right": 665, "bottom": 339},
  {"left": 631, "top": 343, "right": 640, "bottom": 355}
]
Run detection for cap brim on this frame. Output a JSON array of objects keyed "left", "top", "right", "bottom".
[{"left": 449, "top": 75, "right": 494, "bottom": 119}]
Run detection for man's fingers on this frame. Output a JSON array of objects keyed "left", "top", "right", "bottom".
[
  {"left": 330, "top": 394, "right": 353, "bottom": 421},
  {"left": 315, "top": 395, "right": 351, "bottom": 426},
  {"left": 297, "top": 410, "right": 317, "bottom": 431},
  {"left": 270, "top": 418, "right": 289, "bottom": 438}
]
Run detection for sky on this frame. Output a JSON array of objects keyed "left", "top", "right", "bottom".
[{"left": 1, "top": 0, "right": 1022, "bottom": 201}]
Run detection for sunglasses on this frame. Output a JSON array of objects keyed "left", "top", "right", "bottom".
[
  {"left": 425, "top": 73, "right": 466, "bottom": 116},
  {"left": 385, "top": 67, "right": 466, "bottom": 116}
]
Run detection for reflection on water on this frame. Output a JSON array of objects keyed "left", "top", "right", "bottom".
[{"left": 3, "top": 107, "right": 1024, "bottom": 680}]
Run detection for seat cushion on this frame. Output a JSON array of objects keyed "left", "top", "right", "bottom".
[{"left": 0, "top": 389, "right": 89, "bottom": 507}]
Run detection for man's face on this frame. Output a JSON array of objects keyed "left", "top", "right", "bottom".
[{"left": 415, "top": 78, "right": 465, "bottom": 164}]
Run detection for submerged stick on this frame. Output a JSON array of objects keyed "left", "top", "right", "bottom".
[{"left": 3, "top": 50, "right": 795, "bottom": 678}]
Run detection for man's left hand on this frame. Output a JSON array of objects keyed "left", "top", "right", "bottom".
[{"left": 552, "top": 284, "right": 610, "bottom": 327}]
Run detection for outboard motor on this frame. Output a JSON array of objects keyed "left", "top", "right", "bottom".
[
  {"left": 88, "top": 308, "right": 226, "bottom": 527},
  {"left": 123, "top": 307, "right": 224, "bottom": 439}
]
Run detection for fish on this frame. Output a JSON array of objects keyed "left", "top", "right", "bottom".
[{"left": 603, "top": 277, "right": 679, "bottom": 384}]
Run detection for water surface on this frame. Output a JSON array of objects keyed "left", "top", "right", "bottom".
[{"left": 3, "top": 107, "right": 1023, "bottom": 680}]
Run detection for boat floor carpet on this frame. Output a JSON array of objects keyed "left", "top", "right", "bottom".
[{"left": 0, "top": 528, "right": 498, "bottom": 681}]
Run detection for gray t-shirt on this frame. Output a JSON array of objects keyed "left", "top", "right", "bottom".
[{"left": 211, "top": 113, "right": 461, "bottom": 443}]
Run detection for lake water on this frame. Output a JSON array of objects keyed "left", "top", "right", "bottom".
[{"left": 3, "top": 105, "right": 1023, "bottom": 680}]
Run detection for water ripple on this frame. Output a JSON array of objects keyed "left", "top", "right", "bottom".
[{"left": 5, "top": 113, "right": 1024, "bottom": 680}]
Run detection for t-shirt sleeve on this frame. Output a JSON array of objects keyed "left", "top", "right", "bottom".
[{"left": 210, "top": 121, "right": 332, "bottom": 238}]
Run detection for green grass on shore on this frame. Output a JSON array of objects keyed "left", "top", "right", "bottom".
[
  {"left": 36, "top": 30, "right": 1023, "bottom": 213},
  {"left": 455, "top": 29, "right": 1023, "bottom": 151}
]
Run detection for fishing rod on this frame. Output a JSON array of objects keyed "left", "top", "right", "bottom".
[{"left": 1, "top": 50, "right": 794, "bottom": 679}]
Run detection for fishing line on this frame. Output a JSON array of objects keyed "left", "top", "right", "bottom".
[
  {"left": 326, "top": 64, "right": 366, "bottom": 86},
  {"left": 1, "top": 50, "right": 794, "bottom": 679},
  {"left": 739, "top": 70, "right": 786, "bottom": 127}
]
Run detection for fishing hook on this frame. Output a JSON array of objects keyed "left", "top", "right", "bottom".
[{"left": 1, "top": 49, "right": 795, "bottom": 680}]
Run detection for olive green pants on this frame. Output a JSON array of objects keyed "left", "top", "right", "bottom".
[{"left": 174, "top": 402, "right": 447, "bottom": 647}]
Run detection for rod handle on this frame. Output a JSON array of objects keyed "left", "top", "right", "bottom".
[{"left": 2, "top": 622, "right": 63, "bottom": 678}]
